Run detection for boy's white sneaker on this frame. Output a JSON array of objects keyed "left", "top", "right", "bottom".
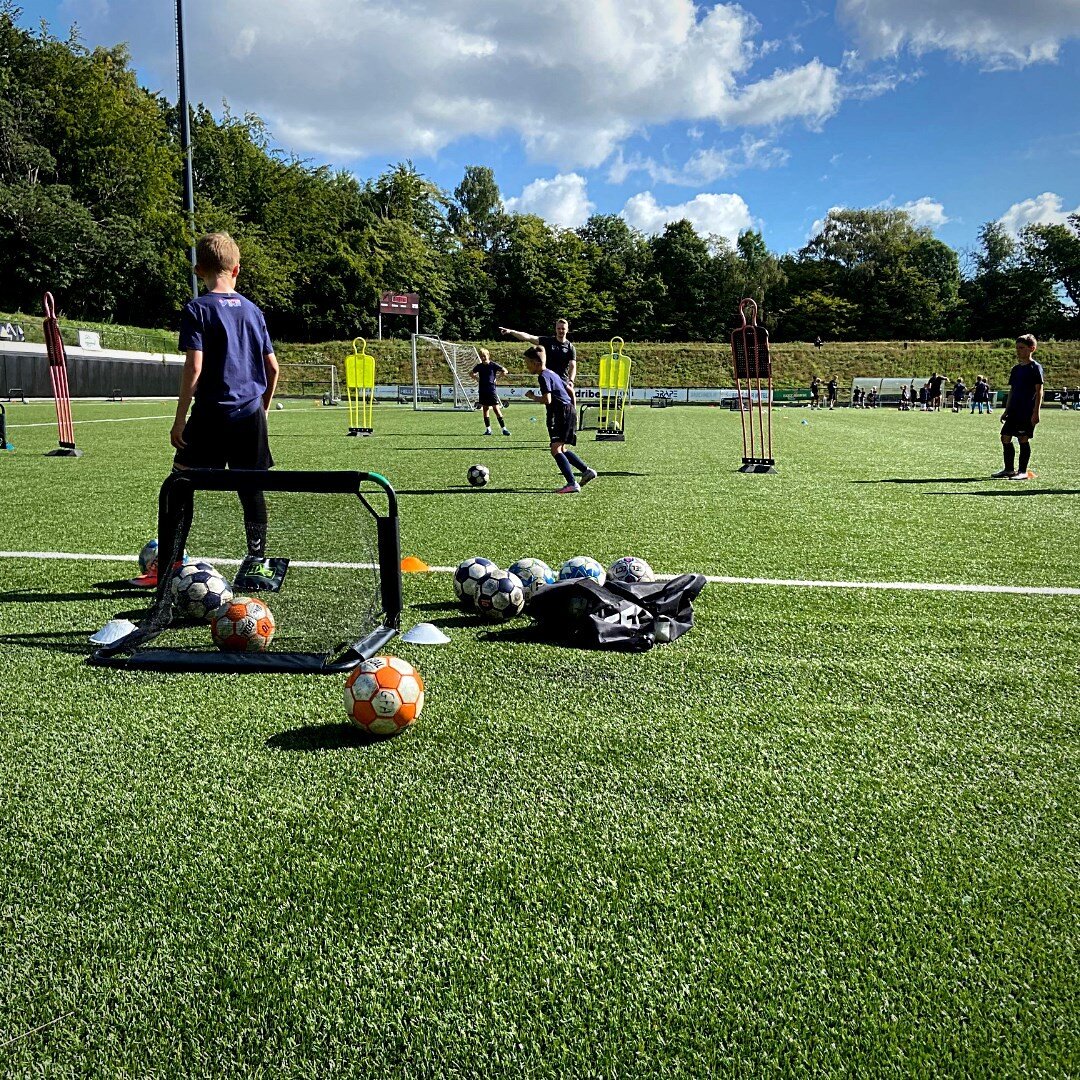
[{"left": 1008, "top": 470, "right": 1033, "bottom": 481}]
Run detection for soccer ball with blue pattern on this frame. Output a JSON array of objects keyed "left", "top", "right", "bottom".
[
  {"left": 170, "top": 561, "right": 234, "bottom": 621},
  {"left": 453, "top": 556, "right": 498, "bottom": 607},
  {"left": 467, "top": 464, "right": 490, "bottom": 487},
  {"left": 137, "top": 538, "right": 188, "bottom": 576},
  {"left": 508, "top": 558, "right": 556, "bottom": 601},
  {"left": 608, "top": 556, "right": 656, "bottom": 585},
  {"left": 475, "top": 570, "right": 526, "bottom": 621},
  {"left": 558, "top": 556, "right": 606, "bottom": 586}
]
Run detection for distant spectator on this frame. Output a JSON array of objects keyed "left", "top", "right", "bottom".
[
  {"left": 867, "top": 386, "right": 879, "bottom": 408},
  {"left": 814, "top": 335, "right": 824, "bottom": 349},
  {"left": 899, "top": 384, "right": 910, "bottom": 411},
  {"left": 1060, "top": 386, "right": 1071, "bottom": 410},
  {"left": 810, "top": 375, "right": 821, "bottom": 410},
  {"left": 827, "top": 375, "right": 838, "bottom": 410}
]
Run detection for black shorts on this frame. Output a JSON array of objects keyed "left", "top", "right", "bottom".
[
  {"left": 1000, "top": 414, "right": 1037, "bottom": 439},
  {"left": 546, "top": 402, "right": 577, "bottom": 446},
  {"left": 174, "top": 404, "right": 274, "bottom": 470},
  {"left": 478, "top": 391, "right": 500, "bottom": 407}
]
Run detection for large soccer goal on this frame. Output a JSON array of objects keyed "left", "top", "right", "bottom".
[
  {"left": 277, "top": 363, "right": 340, "bottom": 404},
  {"left": 410, "top": 335, "right": 479, "bottom": 411},
  {"left": 90, "top": 469, "right": 402, "bottom": 673}
]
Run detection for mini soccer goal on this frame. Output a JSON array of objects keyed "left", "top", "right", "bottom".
[
  {"left": 90, "top": 469, "right": 402, "bottom": 673},
  {"left": 277, "top": 363, "right": 340, "bottom": 405},
  {"left": 410, "top": 334, "right": 479, "bottom": 411}
]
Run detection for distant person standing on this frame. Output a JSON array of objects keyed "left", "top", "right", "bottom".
[
  {"left": 928, "top": 372, "right": 947, "bottom": 411},
  {"left": 992, "top": 334, "right": 1043, "bottom": 481},
  {"left": 952, "top": 376, "right": 967, "bottom": 413},
  {"left": 500, "top": 318, "right": 577, "bottom": 402},
  {"left": 470, "top": 348, "right": 510, "bottom": 436},
  {"left": 827, "top": 375, "right": 838, "bottom": 410},
  {"left": 971, "top": 376, "right": 989, "bottom": 414},
  {"left": 810, "top": 375, "right": 821, "bottom": 410},
  {"left": 900, "top": 384, "right": 910, "bottom": 411}
]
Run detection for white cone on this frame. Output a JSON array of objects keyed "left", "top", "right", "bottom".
[
  {"left": 401, "top": 622, "right": 450, "bottom": 645},
  {"left": 88, "top": 619, "right": 137, "bottom": 645}
]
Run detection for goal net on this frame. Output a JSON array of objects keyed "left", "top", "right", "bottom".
[
  {"left": 410, "top": 334, "right": 479, "bottom": 411},
  {"left": 277, "top": 363, "right": 340, "bottom": 404},
  {"left": 90, "top": 470, "right": 402, "bottom": 673}
]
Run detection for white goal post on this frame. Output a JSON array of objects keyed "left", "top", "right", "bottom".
[
  {"left": 410, "top": 335, "right": 479, "bottom": 411},
  {"left": 277, "top": 363, "right": 339, "bottom": 404}
]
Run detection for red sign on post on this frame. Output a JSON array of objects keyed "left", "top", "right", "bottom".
[{"left": 379, "top": 292, "right": 420, "bottom": 315}]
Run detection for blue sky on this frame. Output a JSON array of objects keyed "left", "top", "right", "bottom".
[{"left": 16, "top": 0, "right": 1080, "bottom": 255}]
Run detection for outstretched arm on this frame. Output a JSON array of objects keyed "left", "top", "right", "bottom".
[{"left": 499, "top": 327, "right": 539, "bottom": 344}]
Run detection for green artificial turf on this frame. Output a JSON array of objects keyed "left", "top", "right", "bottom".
[{"left": 0, "top": 401, "right": 1077, "bottom": 1077}]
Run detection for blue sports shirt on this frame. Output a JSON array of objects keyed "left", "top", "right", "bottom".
[
  {"left": 1006, "top": 360, "right": 1044, "bottom": 417},
  {"left": 179, "top": 292, "right": 274, "bottom": 419},
  {"left": 471, "top": 361, "right": 506, "bottom": 396},
  {"left": 538, "top": 368, "right": 571, "bottom": 406}
]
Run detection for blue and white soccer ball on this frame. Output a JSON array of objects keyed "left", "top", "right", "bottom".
[
  {"left": 467, "top": 464, "right": 490, "bottom": 487},
  {"left": 453, "top": 556, "right": 498, "bottom": 607},
  {"left": 170, "top": 561, "right": 234, "bottom": 621},
  {"left": 508, "top": 558, "right": 556, "bottom": 601},
  {"left": 138, "top": 538, "right": 189, "bottom": 576},
  {"left": 475, "top": 569, "right": 526, "bottom": 621},
  {"left": 608, "top": 556, "right": 656, "bottom": 585},
  {"left": 558, "top": 556, "right": 606, "bottom": 586}
]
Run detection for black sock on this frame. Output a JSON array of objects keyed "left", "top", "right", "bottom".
[
  {"left": 1018, "top": 443, "right": 1031, "bottom": 474},
  {"left": 553, "top": 453, "right": 576, "bottom": 485},
  {"left": 1003, "top": 443, "right": 1015, "bottom": 472},
  {"left": 564, "top": 450, "right": 588, "bottom": 473},
  {"left": 239, "top": 489, "right": 268, "bottom": 556}
]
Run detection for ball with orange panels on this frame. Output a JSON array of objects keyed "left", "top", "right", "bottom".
[
  {"left": 210, "top": 596, "right": 275, "bottom": 652},
  {"left": 344, "top": 655, "right": 425, "bottom": 736}
]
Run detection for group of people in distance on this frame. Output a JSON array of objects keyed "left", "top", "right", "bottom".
[{"left": 808, "top": 374, "right": 838, "bottom": 409}]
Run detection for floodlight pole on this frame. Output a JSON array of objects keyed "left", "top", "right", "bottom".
[{"left": 176, "top": 0, "right": 198, "bottom": 299}]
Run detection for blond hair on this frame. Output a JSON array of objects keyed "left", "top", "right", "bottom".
[
  {"left": 477, "top": 347, "right": 490, "bottom": 362},
  {"left": 195, "top": 232, "right": 240, "bottom": 275}
]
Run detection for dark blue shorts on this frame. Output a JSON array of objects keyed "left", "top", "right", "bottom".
[
  {"left": 546, "top": 402, "right": 577, "bottom": 445},
  {"left": 174, "top": 404, "right": 274, "bottom": 470},
  {"left": 478, "top": 391, "right": 500, "bottom": 407},
  {"left": 1000, "top": 414, "right": 1037, "bottom": 439}
]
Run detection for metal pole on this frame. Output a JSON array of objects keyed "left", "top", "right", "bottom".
[{"left": 176, "top": 0, "right": 198, "bottom": 299}]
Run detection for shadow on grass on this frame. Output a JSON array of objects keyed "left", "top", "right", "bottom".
[
  {"left": 94, "top": 578, "right": 150, "bottom": 594},
  {"left": 266, "top": 722, "right": 394, "bottom": 752},
  {"left": 411, "top": 601, "right": 459, "bottom": 613},
  {"left": 0, "top": 589, "right": 126, "bottom": 604},
  {"left": 0, "top": 630, "right": 91, "bottom": 654},
  {"left": 394, "top": 445, "right": 542, "bottom": 453},
  {"left": 927, "top": 489, "right": 1080, "bottom": 498},
  {"left": 852, "top": 476, "right": 991, "bottom": 485}
]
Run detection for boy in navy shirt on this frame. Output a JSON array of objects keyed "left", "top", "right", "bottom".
[
  {"left": 469, "top": 348, "right": 510, "bottom": 436},
  {"left": 170, "top": 232, "right": 279, "bottom": 568},
  {"left": 523, "top": 344, "right": 597, "bottom": 494},
  {"left": 993, "top": 334, "right": 1044, "bottom": 481}
]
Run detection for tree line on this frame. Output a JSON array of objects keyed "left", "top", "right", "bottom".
[{"left": 1, "top": 6, "right": 1078, "bottom": 344}]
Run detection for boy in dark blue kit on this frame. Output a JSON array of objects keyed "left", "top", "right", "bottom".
[
  {"left": 523, "top": 344, "right": 597, "bottom": 494},
  {"left": 170, "top": 232, "right": 279, "bottom": 572},
  {"left": 992, "top": 334, "right": 1043, "bottom": 481},
  {"left": 469, "top": 347, "right": 510, "bottom": 436}
]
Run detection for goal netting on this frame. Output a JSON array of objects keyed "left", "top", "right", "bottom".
[
  {"left": 90, "top": 469, "right": 402, "bottom": 673},
  {"left": 277, "top": 363, "right": 340, "bottom": 404},
  {"left": 410, "top": 334, "right": 479, "bottom": 411}
]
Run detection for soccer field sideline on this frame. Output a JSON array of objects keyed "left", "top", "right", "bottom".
[{"left": 2, "top": 549, "right": 1079, "bottom": 597}]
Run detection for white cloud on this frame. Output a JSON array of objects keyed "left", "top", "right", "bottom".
[
  {"left": 838, "top": 0, "right": 1080, "bottom": 68},
  {"left": 999, "top": 192, "right": 1080, "bottom": 234},
  {"left": 608, "top": 135, "right": 788, "bottom": 187},
  {"left": 59, "top": 0, "right": 844, "bottom": 167},
  {"left": 899, "top": 197, "right": 950, "bottom": 228},
  {"left": 504, "top": 173, "right": 594, "bottom": 229},
  {"left": 621, "top": 192, "right": 753, "bottom": 242}
]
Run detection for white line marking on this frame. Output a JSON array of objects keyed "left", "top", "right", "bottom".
[
  {"left": 0, "top": 551, "right": 1077, "bottom": 597},
  {"left": 6, "top": 415, "right": 173, "bottom": 429}
]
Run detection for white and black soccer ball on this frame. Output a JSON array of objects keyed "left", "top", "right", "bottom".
[
  {"left": 558, "top": 556, "right": 606, "bottom": 586},
  {"left": 453, "top": 556, "right": 498, "bottom": 607},
  {"left": 137, "top": 538, "right": 189, "bottom": 576},
  {"left": 608, "top": 556, "right": 656, "bottom": 585},
  {"left": 475, "top": 569, "right": 526, "bottom": 621},
  {"left": 508, "top": 558, "right": 557, "bottom": 601},
  {"left": 467, "top": 464, "right": 490, "bottom": 488},
  {"left": 170, "top": 561, "right": 234, "bottom": 621}
]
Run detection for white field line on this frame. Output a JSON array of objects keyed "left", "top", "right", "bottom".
[
  {"left": 7, "top": 414, "right": 174, "bottom": 429},
  {"left": 0, "top": 551, "right": 1078, "bottom": 597}
]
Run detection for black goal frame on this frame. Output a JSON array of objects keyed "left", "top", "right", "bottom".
[{"left": 89, "top": 469, "right": 403, "bottom": 673}]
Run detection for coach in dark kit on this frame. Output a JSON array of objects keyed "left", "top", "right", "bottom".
[{"left": 499, "top": 318, "right": 578, "bottom": 400}]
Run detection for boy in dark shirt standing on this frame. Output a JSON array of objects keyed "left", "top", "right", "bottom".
[
  {"left": 170, "top": 232, "right": 279, "bottom": 572},
  {"left": 523, "top": 344, "right": 596, "bottom": 494},
  {"left": 993, "top": 334, "right": 1044, "bottom": 481},
  {"left": 826, "top": 375, "right": 838, "bottom": 410},
  {"left": 469, "top": 348, "right": 510, "bottom": 436}
]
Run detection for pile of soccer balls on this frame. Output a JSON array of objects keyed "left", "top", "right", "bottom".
[{"left": 453, "top": 553, "right": 656, "bottom": 621}]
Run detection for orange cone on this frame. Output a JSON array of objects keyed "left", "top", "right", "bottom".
[{"left": 401, "top": 556, "right": 430, "bottom": 573}]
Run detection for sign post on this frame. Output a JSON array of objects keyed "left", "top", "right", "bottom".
[{"left": 378, "top": 292, "right": 420, "bottom": 339}]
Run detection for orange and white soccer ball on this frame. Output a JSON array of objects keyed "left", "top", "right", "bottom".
[
  {"left": 344, "top": 655, "right": 425, "bottom": 736},
  {"left": 210, "top": 596, "right": 276, "bottom": 652}
]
